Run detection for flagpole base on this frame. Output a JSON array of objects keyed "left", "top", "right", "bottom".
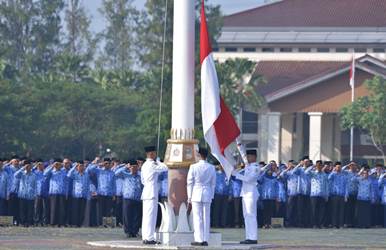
[{"left": 164, "top": 128, "right": 199, "bottom": 169}]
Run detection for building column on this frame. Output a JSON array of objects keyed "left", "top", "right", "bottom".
[
  {"left": 308, "top": 112, "right": 323, "bottom": 162},
  {"left": 321, "top": 113, "right": 334, "bottom": 161},
  {"left": 281, "top": 113, "right": 295, "bottom": 163},
  {"left": 292, "top": 113, "right": 304, "bottom": 161},
  {"left": 267, "top": 112, "right": 281, "bottom": 163}
]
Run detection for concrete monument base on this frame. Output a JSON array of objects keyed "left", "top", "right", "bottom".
[
  {"left": 156, "top": 232, "right": 222, "bottom": 246},
  {"left": 87, "top": 240, "right": 274, "bottom": 249}
]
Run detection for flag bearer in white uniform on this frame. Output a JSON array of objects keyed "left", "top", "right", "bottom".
[
  {"left": 187, "top": 148, "right": 216, "bottom": 246},
  {"left": 140, "top": 146, "right": 168, "bottom": 245},
  {"left": 232, "top": 149, "right": 260, "bottom": 244}
]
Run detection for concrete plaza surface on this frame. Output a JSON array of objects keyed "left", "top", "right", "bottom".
[{"left": 0, "top": 227, "right": 385, "bottom": 250}]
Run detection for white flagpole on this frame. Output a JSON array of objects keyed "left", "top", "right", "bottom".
[{"left": 350, "top": 55, "right": 355, "bottom": 161}]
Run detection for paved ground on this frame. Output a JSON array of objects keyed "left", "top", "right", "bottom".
[{"left": 0, "top": 227, "right": 386, "bottom": 250}]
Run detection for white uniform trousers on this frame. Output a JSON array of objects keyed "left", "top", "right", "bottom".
[
  {"left": 242, "top": 197, "right": 258, "bottom": 240},
  {"left": 192, "top": 201, "right": 211, "bottom": 243},
  {"left": 141, "top": 199, "right": 158, "bottom": 241}
]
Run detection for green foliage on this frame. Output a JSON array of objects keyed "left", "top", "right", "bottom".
[
  {"left": 216, "top": 58, "right": 265, "bottom": 115},
  {"left": 0, "top": 0, "right": 263, "bottom": 160},
  {"left": 340, "top": 76, "right": 386, "bottom": 162}
]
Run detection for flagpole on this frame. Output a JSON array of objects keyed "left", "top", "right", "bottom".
[{"left": 350, "top": 55, "right": 355, "bottom": 161}]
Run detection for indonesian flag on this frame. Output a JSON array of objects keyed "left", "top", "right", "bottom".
[
  {"left": 349, "top": 55, "right": 355, "bottom": 89},
  {"left": 200, "top": 2, "right": 241, "bottom": 179}
]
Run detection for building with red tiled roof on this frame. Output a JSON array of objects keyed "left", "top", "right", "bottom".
[{"left": 213, "top": 0, "right": 386, "bottom": 163}]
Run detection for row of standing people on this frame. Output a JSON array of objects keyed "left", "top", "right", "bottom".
[{"left": 212, "top": 157, "right": 386, "bottom": 229}]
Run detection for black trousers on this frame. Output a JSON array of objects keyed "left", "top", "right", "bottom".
[
  {"left": 297, "top": 195, "right": 311, "bottom": 227},
  {"left": 97, "top": 195, "right": 113, "bottom": 225},
  {"left": 356, "top": 200, "right": 371, "bottom": 228},
  {"left": 34, "top": 196, "right": 48, "bottom": 225},
  {"left": 231, "top": 197, "right": 243, "bottom": 227},
  {"left": 83, "top": 197, "right": 98, "bottom": 227},
  {"left": 212, "top": 194, "right": 228, "bottom": 227},
  {"left": 285, "top": 195, "right": 298, "bottom": 227},
  {"left": 0, "top": 198, "right": 7, "bottom": 216},
  {"left": 310, "top": 196, "right": 325, "bottom": 227},
  {"left": 65, "top": 196, "right": 72, "bottom": 225},
  {"left": 383, "top": 205, "right": 386, "bottom": 228},
  {"left": 331, "top": 195, "right": 345, "bottom": 228},
  {"left": 49, "top": 194, "right": 66, "bottom": 226},
  {"left": 114, "top": 196, "right": 123, "bottom": 225},
  {"left": 323, "top": 197, "right": 333, "bottom": 227},
  {"left": 276, "top": 201, "right": 286, "bottom": 218},
  {"left": 344, "top": 194, "right": 356, "bottom": 227},
  {"left": 71, "top": 197, "right": 86, "bottom": 227},
  {"left": 19, "top": 198, "right": 34, "bottom": 226},
  {"left": 122, "top": 199, "right": 141, "bottom": 235},
  {"left": 8, "top": 193, "right": 19, "bottom": 224},
  {"left": 262, "top": 199, "right": 275, "bottom": 226},
  {"left": 372, "top": 203, "right": 383, "bottom": 227}
]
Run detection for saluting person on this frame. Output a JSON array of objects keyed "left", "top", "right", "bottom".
[
  {"left": 0, "top": 159, "right": 10, "bottom": 216},
  {"left": 115, "top": 159, "right": 143, "bottom": 238},
  {"left": 44, "top": 159, "right": 68, "bottom": 226},
  {"left": 14, "top": 160, "right": 37, "bottom": 227},
  {"left": 67, "top": 161, "right": 90, "bottom": 227},
  {"left": 187, "top": 148, "right": 216, "bottom": 246},
  {"left": 232, "top": 149, "right": 260, "bottom": 244},
  {"left": 140, "top": 146, "right": 168, "bottom": 245}
]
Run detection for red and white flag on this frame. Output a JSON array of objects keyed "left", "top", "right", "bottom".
[
  {"left": 200, "top": 2, "right": 241, "bottom": 179},
  {"left": 349, "top": 55, "right": 355, "bottom": 89}
]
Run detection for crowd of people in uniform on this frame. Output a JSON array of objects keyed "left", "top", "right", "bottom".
[{"left": 0, "top": 149, "right": 386, "bottom": 241}]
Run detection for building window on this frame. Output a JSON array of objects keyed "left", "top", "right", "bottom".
[
  {"left": 354, "top": 48, "right": 367, "bottom": 53},
  {"left": 373, "top": 48, "right": 385, "bottom": 53},
  {"left": 298, "top": 48, "right": 311, "bottom": 52},
  {"left": 212, "top": 47, "right": 219, "bottom": 52},
  {"left": 280, "top": 48, "right": 292, "bottom": 52},
  {"left": 336, "top": 48, "right": 349, "bottom": 53},
  {"left": 243, "top": 47, "right": 256, "bottom": 52},
  {"left": 225, "top": 47, "right": 238, "bottom": 52},
  {"left": 317, "top": 48, "right": 330, "bottom": 53},
  {"left": 242, "top": 110, "right": 258, "bottom": 134},
  {"left": 262, "top": 47, "right": 274, "bottom": 52}
]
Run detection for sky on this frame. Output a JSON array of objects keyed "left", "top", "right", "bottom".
[{"left": 83, "top": 0, "right": 265, "bottom": 33}]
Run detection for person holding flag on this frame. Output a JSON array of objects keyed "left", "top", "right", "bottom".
[{"left": 200, "top": 1, "right": 259, "bottom": 245}]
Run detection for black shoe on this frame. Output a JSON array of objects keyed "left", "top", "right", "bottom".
[
  {"left": 240, "top": 239, "right": 258, "bottom": 244},
  {"left": 202, "top": 242, "right": 208, "bottom": 246},
  {"left": 191, "top": 242, "right": 204, "bottom": 246},
  {"left": 143, "top": 240, "right": 159, "bottom": 245}
]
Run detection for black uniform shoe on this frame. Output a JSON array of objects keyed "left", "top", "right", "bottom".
[
  {"left": 240, "top": 239, "right": 258, "bottom": 244},
  {"left": 191, "top": 241, "right": 209, "bottom": 246},
  {"left": 143, "top": 240, "right": 160, "bottom": 245}
]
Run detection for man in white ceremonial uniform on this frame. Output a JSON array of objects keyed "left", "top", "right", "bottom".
[
  {"left": 187, "top": 148, "right": 216, "bottom": 247},
  {"left": 232, "top": 149, "right": 260, "bottom": 244},
  {"left": 140, "top": 146, "right": 168, "bottom": 245}
]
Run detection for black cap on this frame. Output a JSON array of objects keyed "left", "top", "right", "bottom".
[
  {"left": 302, "top": 156, "right": 310, "bottom": 160},
  {"left": 11, "top": 155, "right": 20, "bottom": 160},
  {"left": 103, "top": 158, "right": 111, "bottom": 162},
  {"left": 246, "top": 149, "right": 257, "bottom": 156},
  {"left": 24, "top": 160, "right": 31, "bottom": 165},
  {"left": 136, "top": 157, "right": 145, "bottom": 161},
  {"left": 54, "top": 158, "right": 62, "bottom": 163},
  {"left": 77, "top": 160, "right": 84, "bottom": 165},
  {"left": 198, "top": 147, "right": 208, "bottom": 158},
  {"left": 129, "top": 159, "right": 137, "bottom": 165},
  {"left": 144, "top": 146, "right": 156, "bottom": 153}
]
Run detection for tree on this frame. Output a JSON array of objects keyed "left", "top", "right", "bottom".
[
  {"left": 62, "top": 0, "right": 97, "bottom": 82},
  {"left": 98, "top": 0, "right": 138, "bottom": 72},
  {"left": 216, "top": 58, "right": 265, "bottom": 115},
  {"left": 340, "top": 76, "right": 386, "bottom": 163},
  {"left": 0, "top": 0, "right": 64, "bottom": 78},
  {"left": 136, "top": 0, "right": 173, "bottom": 69}
]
